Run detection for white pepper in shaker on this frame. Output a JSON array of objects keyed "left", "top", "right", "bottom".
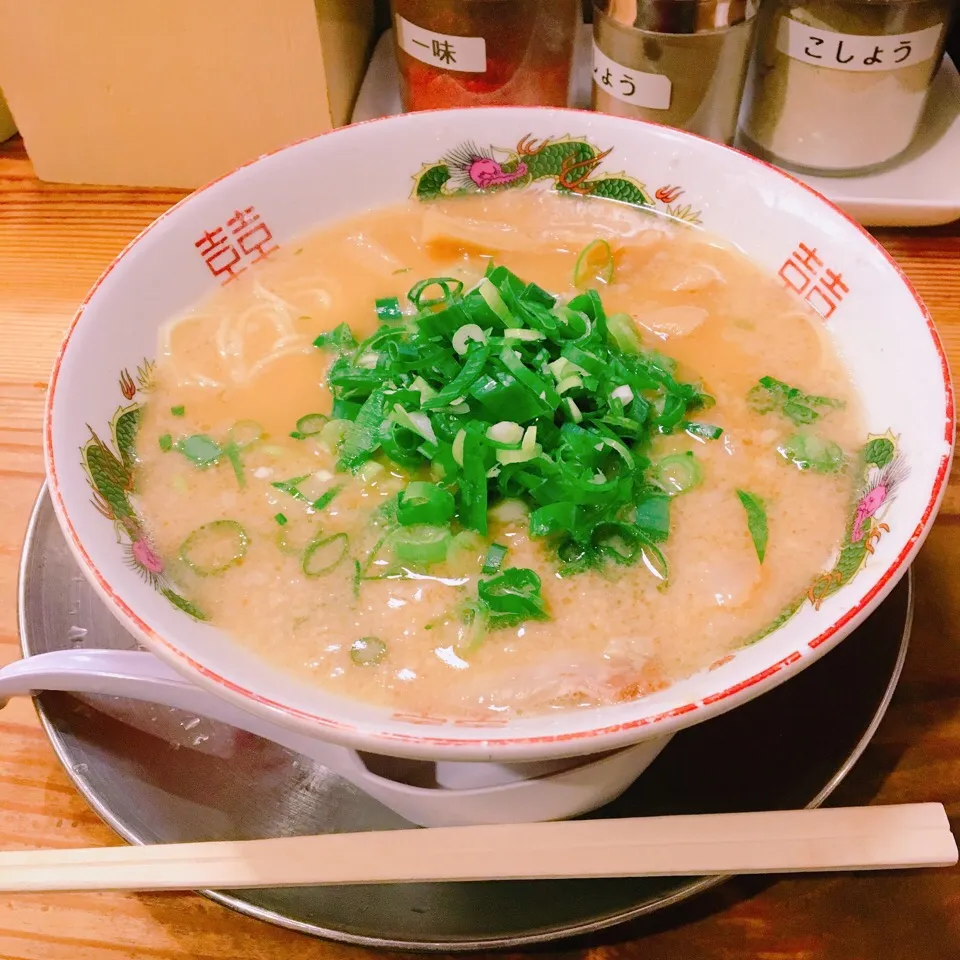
[
  {"left": 592, "top": 0, "right": 760, "bottom": 144},
  {"left": 739, "top": 0, "right": 956, "bottom": 176}
]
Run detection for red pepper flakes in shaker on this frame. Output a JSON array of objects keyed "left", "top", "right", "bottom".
[{"left": 391, "top": 0, "right": 581, "bottom": 110}]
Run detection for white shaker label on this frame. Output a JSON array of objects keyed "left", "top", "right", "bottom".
[
  {"left": 592, "top": 42, "right": 672, "bottom": 110},
  {"left": 395, "top": 15, "right": 487, "bottom": 73},
  {"left": 777, "top": 18, "right": 943, "bottom": 72}
]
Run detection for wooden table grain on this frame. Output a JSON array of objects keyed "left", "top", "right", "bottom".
[{"left": 1, "top": 133, "right": 959, "bottom": 960}]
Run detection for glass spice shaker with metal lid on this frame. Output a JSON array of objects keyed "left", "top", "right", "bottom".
[
  {"left": 592, "top": 0, "right": 760, "bottom": 144},
  {"left": 739, "top": 0, "right": 956, "bottom": 175},
  {"left": 391, "top": 0, "right": 581, "bottom": 111}
]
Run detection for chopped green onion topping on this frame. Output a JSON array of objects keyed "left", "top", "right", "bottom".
[
  {"left": 158, "top": 433, "right": 173, "bottom": 452},
  {"left": 375, "top": 297, "right": 403, "bottom": 323},
  {"left": 736, "top": 490, "right": 768, "bottom": 564},
  {"left": 302, "top": 532, "right": 349, "bottom": 577},
  {"left": 350, "top": 636, "right": 387, "bottom": 666},
  {"left": 180, "top": 520, "right": 249, "bottom": 576},
  {"left": 170, "top": 405, "right": 185, "bottom": 417},
  {"left": 748, "top": 377, "right": 844, "bottom": 426},
  {"left": 573, "top": 239, "right": 615, "bottom": 290},
  {"left": 397, "top": 481, "right": 455, "bottom": 526},
  {"left": 481, "top": 542, "right": 508, "bottom": 575},
  {"left": 274, "top": 513, "right": 288, "bottom": 526},
  {"left": 319, "top": 263, "right": 712, "bottom": 590}
]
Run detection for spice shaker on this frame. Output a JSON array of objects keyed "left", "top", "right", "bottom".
[
  {"left": 391, "top": 0, "right": 581, "bottom": 111},
  {"left": 591, "top": 0, "right": 759, "bottom": 144},
  {"left": 740, "top": 0, "right": 955, "bottom": 176}
]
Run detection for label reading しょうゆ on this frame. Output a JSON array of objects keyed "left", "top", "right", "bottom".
[
  {"left": 592, "top": 42, "right": 672, "bottom": 110},
  {"left": 395, "top": 15, "right": 487, "bottom": 74},
  {"left": 777, "top": 18, "right": 943, "bottom": 72}
]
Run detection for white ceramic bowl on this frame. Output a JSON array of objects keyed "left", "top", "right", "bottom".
[{"left": 44, "top": 107, "right": 954, "bottom": 765}]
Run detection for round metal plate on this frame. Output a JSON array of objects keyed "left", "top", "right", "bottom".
[{"left": 18, "top": 485, "right": 913, "bottom": 951}]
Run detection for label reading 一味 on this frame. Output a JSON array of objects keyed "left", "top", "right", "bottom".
[{"left": 395, "top": 15, "right": 487, "bottom": 74}]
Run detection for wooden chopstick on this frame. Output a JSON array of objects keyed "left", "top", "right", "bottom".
[{"left": 0, "top": 804, "right": 954, "bottom": 893}]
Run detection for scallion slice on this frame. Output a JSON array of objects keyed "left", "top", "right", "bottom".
[
  {"left": 477, "top": 277, "right": 511, "bottom": 324},
  {"left": 159, "top": 433, "right": 172, "bottom": 452},
  {"left": 271, "top": 475, "right": 310, "bottom": 502},
  {"left": 682, "top": 421, "right": 724, "bottom": 441},
  {"left": 607, "top": 313, "right": 641, "bottom": 353},
  {"left": 481, "top": 542, "right": 508, "bottom": 575},
  {"left": 653, "top": 452, "right": 703, "bottom": 494},
  {"left": 573, "top": 239, "right": 615, "bottom": 290},
  {"left": 408, "top": 277, "right": 463, "bottom": 309},
  {"left": 311, "top": 485, "right": 342, "bottom": 512},
  {"left": 485, "top": 421, "right": 523, "bottom": 449},
  {"left": 777, "top": 433, "right": 845, "bottom": 473},
  {"left": 747, "top": 376, "right": 844, "bottom": 426},
  {"left": 375, "top": 297, "right": 403, "bottom": 323},
  {"left": 737, "top": 489, "right": 768, "bottom": 563},
  {"left": 230, "top": 420, "right": 264, "bottom": 449},
  {"left": 302, "top": 532, "right": 349, "bottom": 577},
  {"left": 397, "top": 481, "right": 455, "bottom": 526},
  {"left": 350, "top": 636, "right": 387, "bottom": 666},
  {"left": 390, "top": 524, "right": 451, "bottom": 565},
  {"left": 314, "top": 323, "right": 357, "bottom": 351},
  {"left": 452, "top": 324, "right": 487, "bottom": 355},
  {"left": 476, "top": 567, "right": 548, "bottom": 628},
  {"left": 180, "top": 520, "right": 249, "bottom": 576},
  {"left": 178, "top": 434, "right": 221, "bottom": 465},
  {"left": 293, "top": 413, "right": 328, "bottom": 438},
  {"left": 318, "top": 418, "right": 351, "bottom": 452}
]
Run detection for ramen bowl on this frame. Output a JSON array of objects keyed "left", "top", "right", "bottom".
[{"left": 43, "top": 108, "right": 953, "bottom": 798}]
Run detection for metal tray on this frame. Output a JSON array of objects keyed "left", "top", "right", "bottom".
[{"left": 18, "top": 485, "right": 913, "bottom": 951}]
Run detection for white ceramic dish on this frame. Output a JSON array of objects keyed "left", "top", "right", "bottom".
[
  {"left": 43, "top": 107, "right": 954, "bottom": 781},
  {"left": 354, "top": 28, "right": 960, "bottom": 228}
]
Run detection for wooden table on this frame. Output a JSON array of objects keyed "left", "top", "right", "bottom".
[{"left": 1, "top": 133, "right": 958, "bottom": 960}]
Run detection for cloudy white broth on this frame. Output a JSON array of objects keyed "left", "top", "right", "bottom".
[{"left": 134, "top": 192, "right": 862, "bottom": 718}]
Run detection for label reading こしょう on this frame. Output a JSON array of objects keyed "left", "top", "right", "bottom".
[{"left": 776, "top": 18, "right": 943, "bottom": 72}]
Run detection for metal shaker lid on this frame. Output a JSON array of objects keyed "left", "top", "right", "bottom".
[{"left": 594, "top": 0, "right": 759, "bottom": 33}]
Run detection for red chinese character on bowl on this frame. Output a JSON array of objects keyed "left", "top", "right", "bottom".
[{"left": 777, "top": 242, "right": 850, "bottom": 319}]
